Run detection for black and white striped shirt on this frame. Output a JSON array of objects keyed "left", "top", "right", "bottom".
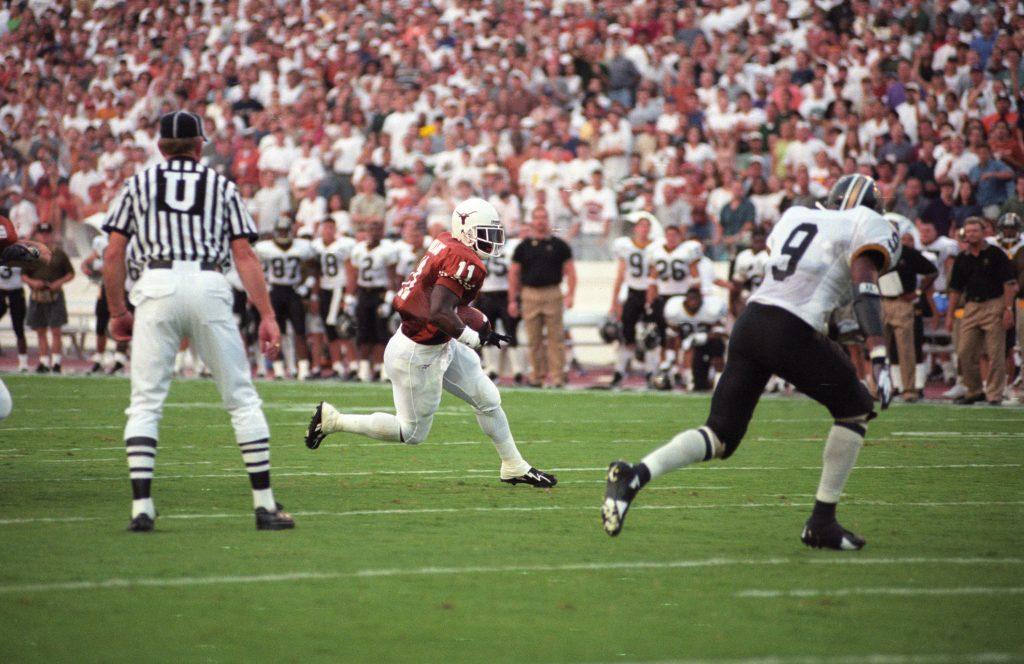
[{"left": 102, "top": 157, "right": 257, "bottom": 265}]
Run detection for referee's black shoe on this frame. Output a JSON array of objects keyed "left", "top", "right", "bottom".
[
  {"left": 501, "top": 467, "right": 557, "bottom": 488},
  {"left": 128, "top": 513, "right": 155, "bottom": 532},
  {"left": 256, "top": 503, "right": 295, "bottom": 530},
  {"left": 800, "top": 518, "right": 866, "bottom": 551},
  {"left": 305, "top": 401, "right": 328, "bottom": 449}
]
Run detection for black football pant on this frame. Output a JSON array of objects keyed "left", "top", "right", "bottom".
[{"left": 706, "top": 303, "right": 874, "bottom": 458}]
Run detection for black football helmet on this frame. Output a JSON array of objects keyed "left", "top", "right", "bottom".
[
  {"left": 599, "top": 317, "right": 622, "bottom": 344},
  {"left": 996, "top": 212, "right": 1022, "bottom": 246},
  {"left": 825, "top": 174, "right": 885, "bottom": 214},
  {"left": 335, "top": 311, "right": 357, "bottom": 340}
]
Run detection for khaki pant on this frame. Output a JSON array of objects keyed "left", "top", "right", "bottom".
[
  {"left": 521, "top": 285, "right": 565, "bottom": 385},
  {"left": 958, "top": 298, "right": 1007, "bottom": 401},
  {"left": 883, "top": 297, "right": 917, "bottom": 394}
]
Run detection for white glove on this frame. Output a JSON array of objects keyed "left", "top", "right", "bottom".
[
  {"left": 691, "top": 332, "right": 708, "bottom": 347},
  {"left": 457, "top": 325, "right": 481, "bottom": 349},
  {"left": 344, "top": 294, "right": 356, "bottom": 316}
]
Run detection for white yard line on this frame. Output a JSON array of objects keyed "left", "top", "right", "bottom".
[
  {"left": 606, "top": 652, "right": 1018, "bottom": 664},
  {"left": 736, "top": 587, "right": 1024, "bottom": 599},
  {"left": 1, "top": 501, "right": 1020, "bottom": 526},
  {"left": 0, "top": 556, "right": 1019, "bottom": 595}
]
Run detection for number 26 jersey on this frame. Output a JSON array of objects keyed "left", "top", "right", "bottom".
[{"left": 749, "top": 205, "right": 900, "bottom": 333}]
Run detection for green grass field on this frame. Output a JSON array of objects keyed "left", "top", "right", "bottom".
[{"left": 0, "top": 375, "right": 1022, "bottom": 663}]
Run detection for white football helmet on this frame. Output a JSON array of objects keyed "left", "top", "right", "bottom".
[
  {"left": 679, "top": 239, "right": 704, "bottom": 264},
  {"left": 451, "top": 197, "right": 505, "bottom": 258}
]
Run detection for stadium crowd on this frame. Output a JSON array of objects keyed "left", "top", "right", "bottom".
[{"left": 1, "top": 0, "right": 1023, "bottom": 401}]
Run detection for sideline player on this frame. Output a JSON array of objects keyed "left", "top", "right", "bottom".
[
  {"left": 255, "top": 216, "right": 316, "bottom": 380},
  {"left": 608, "top": 212, "right": 655, "bottom": 387},
  {"left": 101, "top": 111, "right": 292, "bottom": 531},
  {"left": 603, "top": 174, "right": 899, "bottom": 550},
  {"left": 731, "top": 226, "right": 769, "bottom": 316},
  {"left": 662, "top": 287, "right": 729, "bottom": 391},
  {"left": 305, "top": 198, "right": 557, "bottom": 487},
  {"left": 311, "top": 217, "right": 357, "bottom": 379},
  {"left": 347, "top": 220, "right": 399, "bottom": 381},
  {"left": 478, "top": 231, "right": 522, "bottom": 383}
]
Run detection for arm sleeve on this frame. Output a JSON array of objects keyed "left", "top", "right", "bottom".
[
  {"left": 225, "top": 182, "right": 258, "bottom": 242},
  {"left": 101, "top": 185, "right": 135, "bottom": 237}
]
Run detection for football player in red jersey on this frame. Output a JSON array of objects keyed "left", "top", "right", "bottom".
[{"left": 304, "top": 199, "right": 557, "bottom": 487}]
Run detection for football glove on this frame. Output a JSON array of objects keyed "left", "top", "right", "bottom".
[
  {"left": 871, "top": 349, "right": 893, "bottom": 410},
  {"left": 0, "top": 242, "right": 40, "bottom": 267},
  {"left": 483, "top": 330, "right": 512, "bottom": 348}
]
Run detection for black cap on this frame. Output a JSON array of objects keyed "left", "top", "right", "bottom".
[{"left": 159, "top": 111, "right": 205, "bottom": 139}]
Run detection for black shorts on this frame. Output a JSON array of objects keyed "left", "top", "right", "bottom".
[
  {"left": 0, "top": 288, "right": 26, "bottom": 339},
  {"left": 476, "top": 290, "right": 518, "bottom": 346},
  {"left": 620, "top": 288, "right": 648, "bottom": 345},
  {"left": 319, "top": 288, "right": 344, "bottom": 342},
  {"left": 649, "top": 295, "right": 669, "bottom": 342},
  {"left": 95, "top": 287, "right": 110, "bottom": 336},
  {"left": 706, "top": 302, "right": 874, "bottom": 457},
  {"left": 356, "top": 287, "right": 389, "bottom": 344},
  {"left": 270, "top": 285, "right": 306, "bottom": 337}
]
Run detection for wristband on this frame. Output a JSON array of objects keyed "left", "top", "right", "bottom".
[{"left": 457, "top": 326, "right": 481, "bottom": 349}]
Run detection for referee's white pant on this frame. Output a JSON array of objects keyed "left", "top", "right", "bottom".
[{"left": 125, "top": 263, "right": 269, "bottom": 443}]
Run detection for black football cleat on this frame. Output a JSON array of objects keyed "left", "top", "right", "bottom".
[
  {"left": 256, "top": 503, "right": 295, "bottom": 530},
  {"left": 51, "top": 363, "right": 62, "bottom": 374},
  {"left": 501, "top": 467, "right": 557, "bottom": 488},
  {"left": 610, "top": 371, "right": 624, "bottom": 388},
  {"left": 128, "top": 513, "right": 155, "bottom": 532},
  {"left": 305, "top": 401, "right": 327, "bottom": 450},
  {"left": 800, "top": 518, "right": 866, "bottom": 551},
  {"left": 601, "top": 461, "right": 643, "bottom": 537},
  {"left": 88, "top": 362, "right": 104, "bottom": 374}
]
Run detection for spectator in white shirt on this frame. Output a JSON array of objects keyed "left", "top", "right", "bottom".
[
  {"left": 8, "top": 189, "right": 39, "bottom": 239},
  {"left": 295, "top": 184, "right": 328, "bottom": 237},
  {"left": 251, "top": 171, "right": 291, "bottom": 237}
]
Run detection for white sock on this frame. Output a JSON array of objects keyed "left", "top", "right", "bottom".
[
  {"left": 615, "top": 347, "right": 631, "bottom": 373},
  {"left": 476, "top": 407, "right": 530, "bottom": 477},
  {"left": 644, "top": 352, "right": 659, "bottom": 375},
  {"left": 51, "top": 353, "right": 62, "bottom": 366},
  {"left": 297, "top": 359, "right": 311, "bottom": 380},
  {"left": 358, "top": 360, "right": 371, "bottom": 381},
  {"left": 892, "top": 365, "right": 903, "bottom": 392},
  {"left": 39, "top": 356, "right": 50, "bottom": 368},
  {"left": 114, "top": 351, "right": 128, "bottom": 364},
  {"left": 332, "top": 361, "right": 344, "bottom": 375},
  {"left": 482, "top": 346, "right": 500, "bottom": 374},
  {"left": 323, "top": 405, "right": 402, "bottom": 441},
  {"left": 512, "top": 347, "right": 527, "bottom": 375},
  {"left": 272, "top": 360, "right": 285, "bottom": 377},
  {"left": 18, "top": 354, "right": 27, "bottom": 369},
  {"left": 816, "top": 423, "right": 865, "bottom": 503},
  {"left": 131, "top": 498, "right": 155, "bottom": 518},
  {"left": 641, "top": 426, "right": 718, "bottom": 481},
  {"left": 252, "top": 488, "right": 276, "bottom": 511},
  {"left": 915, "top": 363, "right": 927, "bottom": 390}
]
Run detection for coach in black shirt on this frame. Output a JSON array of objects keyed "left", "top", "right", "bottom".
[
  {"left": 509, "top": 207, "right": 576, "bottom": 387},
  {"left": 946, "top": 217, "right": 1018, "bottom": 404}
]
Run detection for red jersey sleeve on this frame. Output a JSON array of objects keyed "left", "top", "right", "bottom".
[{"left": 435, "top": 249, "right": 486, "bottom": 302}]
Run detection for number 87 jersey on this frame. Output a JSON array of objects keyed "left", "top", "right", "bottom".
[
  {"left": 394, "top": 231, "right": 487, "bottom": 344},
  {"left": 749, "top": 205, "right": 900, "bottom": 333}
]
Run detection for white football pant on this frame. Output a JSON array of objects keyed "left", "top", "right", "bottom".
[{"left": 125, "top": 264, "right": 269, "bottom": 443}]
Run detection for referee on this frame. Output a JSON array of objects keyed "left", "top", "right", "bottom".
[{"left": 101, "top": 111, "right": 294, "bottom": 532}]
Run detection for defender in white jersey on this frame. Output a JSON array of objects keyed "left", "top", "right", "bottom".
[
  {"left": 311, "top": 217, "right": 357, "bottom": 378},
  {"left": 0, "top": 262, "right": 27, "bottom": 372},
  {"left": 81, "top": 233, "right": 129, "bottom": 374},
  {"left": 346, "top": 220, "right": 399, "bottom": 381},
  {"left": 662, "top": 289, "right": 729, "bottom": 391},
  {"left": 604, "top": 175, "right": 898, "bottom": 552},
  {"left": 255, "top": 216, "right": 317, "bottom": 379},
  {"left": 608, "top": 214, "right": 654, "bottom": 386},
  {"left": 478, "top": 236, "right": 522, "bottom": 382}
]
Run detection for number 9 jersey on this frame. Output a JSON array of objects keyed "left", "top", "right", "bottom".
[
  {"left": 749, "top": 205, "right": 900, "bottom": 333},
  {"left": 394, "top": 231, "right": 487, "bottom": 344}
]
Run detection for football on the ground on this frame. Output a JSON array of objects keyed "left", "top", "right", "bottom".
[
  {"left": 0, "top": 215, "right": 17, "bottom": 249},
  {"left": 457, "top": 305, "right": 491, "bottom": 337}
]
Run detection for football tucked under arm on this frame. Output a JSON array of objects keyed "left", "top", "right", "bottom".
[{"left": 456, "top": 305, "right": 491, "bottom": 338}]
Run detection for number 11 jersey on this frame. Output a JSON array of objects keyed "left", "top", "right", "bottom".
[
  {"left": 394, "top": 232, "right": 486, "bottom": 344},
  {"left": 749, "top": 206, "right": 899, "bottom": 333}
]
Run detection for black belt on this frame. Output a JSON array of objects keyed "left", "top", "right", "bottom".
[{"left": 148, "top": 260, "right": 222, "bottom": 273}]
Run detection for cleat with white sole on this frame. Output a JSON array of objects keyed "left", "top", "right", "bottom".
[
  {"left": 800, "top": 519, "right": 866, "bottom": 551},
  {"left": 601, "top": 460, "right": 643, "bottom": 536}
]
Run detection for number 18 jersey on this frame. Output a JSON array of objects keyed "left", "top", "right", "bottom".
[{"left": 749, "top": 206, "right": 899, "bottom": 333}]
